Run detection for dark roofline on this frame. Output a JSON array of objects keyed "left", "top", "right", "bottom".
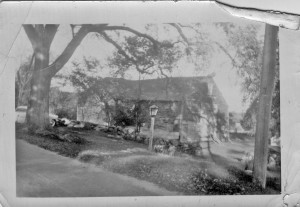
[{"left": 105, "top": 76, "right": 228, "bottom": 107}]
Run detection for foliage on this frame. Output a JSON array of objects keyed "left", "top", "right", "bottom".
[
  {"left": 16, "top": 130, "right": 89, "bottom": 158},
  {"left": 183, "top": 80, "right": 214, "bottom": 119},
  {"left": 216, "top": 111, "right": 227, "bottom": 137},
  {"left": 216, "top": 23, "right": 264, "bottom": 104},
  {"left": 113, "top": 106, "right": 135, "bottom": 127},
  {"left": 55, "top": 108, "right": 76, "bottom": 120},
  {"left": 21, "top": 24, "right": 172, "bottom": 129},
  {"left": 107, "top": 32, "right": 182, "bottom": 78},
  {"left": 107, "top": 24, "right": 217, "bottom": 79},
  {"left": 182, "top": 79, "right": 227, "bottom": 138},
  {"left": 15, "top": 55, "right": 34, "bottom": 107},
  {"left": 189, "top": 166, "right": 280, "bottom": 195},
  {"left": 270, "top": 79, "right": 280, "bottom": 136},
  {"left": 49, "top": 87, "right": 77, "bottom": 119},
  {"left": 241, "top": 73, "right": 280, "bottom": 135},
  {"left": 131, "top": 101, "right": 149, "bottom": 131},
  {"left": 218, "top": 23, "right": 280, "bottom": 136},
  {"left": 112, "top": 101, "right": 149, "bottom": 128},
  {"left": 65, "top": 57, "right": 127, "bottom": 125}
]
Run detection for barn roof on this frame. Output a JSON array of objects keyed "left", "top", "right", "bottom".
[{"left": 103, "top": 76, "right": 228, "bottom": 111}]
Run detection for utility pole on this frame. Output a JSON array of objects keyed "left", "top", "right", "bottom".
[{"left": 253, "top": 24, "right": 278, "bottom": 188}]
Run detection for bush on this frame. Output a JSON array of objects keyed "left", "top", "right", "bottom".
[
  {"left": 176, "top": 142, "right": 198, "bottom": 156},
  {"left": 112, "top": 102, "right": 148, "bottom": 130},
  {"left": 55, "top": 108, "right": 76, "bottom": 120},
  {"left": 189, "top": 166, "right": 280, "bottom": 195},
  {"left": 189, "top": 169, "right": 246, "bottom": 195},
  {"left": 17, "top": 131, "right": 88, "bottom": 158},
  {"left": 113, "top": 108, "right": 135, "bottom": 127}
]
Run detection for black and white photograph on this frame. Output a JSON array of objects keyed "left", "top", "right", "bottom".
[
  {"left": 13, "top": 20, "right": 281, "bottom": 197},
  {"left": 6, "top": 2, "right": 300, "bottom": 206}
]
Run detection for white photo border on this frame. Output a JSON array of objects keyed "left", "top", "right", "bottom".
[{"left": 0, "top": 1, "right": 299, "bottom": 207}]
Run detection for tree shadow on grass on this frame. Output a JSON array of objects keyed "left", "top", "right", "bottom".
[
  {"left": 228, "top": 149, "right": 244, "bottom": 155},
  {"left": 206, "top": 140, "right": 240, "bottom": 168}
]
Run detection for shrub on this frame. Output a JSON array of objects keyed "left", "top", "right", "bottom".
[
  {"left": 190, "top": 169, "right": 246, "bottom": 195},
  {"left": 55, "top": 108, "right": 76, "bottom": 120},
  {"left": 176, "top": 142, "right": 198, "bottom": 156},
  {"left": 113, "top": 108, "right": 135, "bottom": 127},
  {"left": 17, "top": 131, "right": 88, "bottom": 158},
  {"left": 189, "top": 166, "right": 280, "bottom": 195}
]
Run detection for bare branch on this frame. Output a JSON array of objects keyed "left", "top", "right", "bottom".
[
  {"left": 176, "top": 23, "right": 241, "bottom": 69},
  {"left": 213, "top": 41, "right": 240, "bottom": 68},
  {"left": 46, "top": 25, "right": 92, "bottom": 76},
  {"left": 157, "top": 65, "right": 169, "bottom": 78},
  {"left": 177, "top": 23, "right": 206, "bottom": 40},
  {"left": 168, "top": 23, "right": 191, "bottom": 47}
]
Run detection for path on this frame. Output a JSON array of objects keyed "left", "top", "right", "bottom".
[{"left": 16, "top": 139, "right": 180, "bottom": 197}]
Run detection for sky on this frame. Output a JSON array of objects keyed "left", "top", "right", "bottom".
[{"left": 9, "top": 22, "right": 264, "bottom": 114}]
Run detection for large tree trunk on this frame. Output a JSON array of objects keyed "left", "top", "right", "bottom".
[
  {"left": 253, "top": 24, "right": 278, "bottom": 188},
  {"left": 27, "top": 70, "right": 51, "bottom": 129},
  {"left": 23, "top": 24, "right": 89, "bottom": 130},
  {"left": 26, "top": 45, "right": 51, "bottom": 129},
  {"left": 22, "top": 24, "right": 160, "bottom": 130}
]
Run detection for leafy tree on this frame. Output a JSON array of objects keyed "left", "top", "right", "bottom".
[
  {"left": 65, "top": 57, "right": 127, "bottom": 126},
  {"left": 107, "top": 34, "right": 181, "bottom": 78},
  {"left": 22, "top": 24, "right": 165, "bottom": 130},
  {"left": 106, "top": 24, "right": 217, "bottom": 133},
  {"left": 240, "top": 50, "right": 280, "bottom": 136},
  {"left": 49, "top": 87, "right": 77, "bottom": 120},
  {"left": 15, "top": 54, "right": 34, "bottom": 107},
  {"left": 131, "top": 101, "right": 149, "bottom": 131},
  {"left": 106, "top": 32, "right": 182, "bottom": 130},
  {"left": 217, "top": 23, "right": 280, "bottom": 137},
  {"left": 218, "top": 23, "right": 280, "bottom": 188},
  {"left": 270, "top": 79, "right": 280, "bottom": 136},
  {"left": 216, "top": 23, "right": 264, "bottom": 103}
]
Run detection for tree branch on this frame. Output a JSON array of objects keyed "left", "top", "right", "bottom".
[
  {"left": 70, "top": 24, "right": 75, "bottom": 38},
  {"left": 47, "top": 25, "right": 92, "bottom": 76},
  {"left": 99, "top": 31, "right": 137, "bottom": 64},
  {"left": 23, "top": 25, "right": 39, "bottom": 50},
  {"left": 177, "top": 23, "right": 206, "bottom": 40},
  {"left": 102, "top": 25, "right": 161, "bottom": 49},
  {"left": 157, "top": 65, "right": 169, "bottom": 78},
  {"left": 44, "top": 25, "right": 59, "bottom": 47},
  {"left": 30, "top": 24, "right": 169, "bottom": 78},
  {"left": 168, "top": 23, "right": 191, "bottom": 47},
  {"left": 213, "top": 41, "right": 240, "bottom": 68},
  {"left": 98, "top": 31, "right": 156, "bottom": 75}
]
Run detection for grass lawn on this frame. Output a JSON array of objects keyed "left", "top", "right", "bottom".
[{"left": 16, "top": 125, "right": 281, "bottom": 195}]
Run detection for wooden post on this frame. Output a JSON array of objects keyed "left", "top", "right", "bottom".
[
  {"left": 179, "top": 98, "right": 184, "bottom": 142},
  {"left": 149, "top": 116, "right": 155, "bottom": 151},
  {"left": 253, "top": 24, "right": 278, "bottom": 188}
]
